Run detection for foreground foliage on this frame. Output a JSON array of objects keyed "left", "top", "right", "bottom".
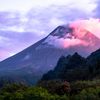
[
  {"left": 0, "top": 83, "right": 68, "bottom": 100},
  {"left": 0, "top": 80, "right": 100, "bottom": 100}
]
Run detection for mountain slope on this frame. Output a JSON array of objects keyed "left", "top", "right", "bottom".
[{"left": 0, "top": 23, "right": 99, "bottom": 84}]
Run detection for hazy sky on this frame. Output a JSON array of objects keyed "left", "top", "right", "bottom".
[{"left": 0, "top": 0, "right": 99, "bottom": 60}]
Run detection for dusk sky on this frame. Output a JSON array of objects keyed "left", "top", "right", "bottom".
[{"left": 0, "top": 0, "right": 99, "bottom": 61}]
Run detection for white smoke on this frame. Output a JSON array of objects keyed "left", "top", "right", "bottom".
[{"left": 44, "top": 35, "right": 88, "bottom": 48}]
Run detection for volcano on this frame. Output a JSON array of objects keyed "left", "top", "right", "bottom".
[{"left": 0, "top": 19, "right": 100, "bottom": 84}]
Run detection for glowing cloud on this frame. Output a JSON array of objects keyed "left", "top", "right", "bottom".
[{"left": 70, "top": 18, "right": 100, "bottom": 39}]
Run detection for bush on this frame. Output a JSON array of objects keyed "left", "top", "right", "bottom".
[
  {"left": 71, "top": 80, "right": 100, "bottom": 94},
  {"left": 73, "top": 87, "right": 100, "bottom": 100},
  {"left": 38, "top": 80, "right": 71, "bottom": 95},
  {"left": 0, "top": 84, "right": 69, "bottom": 100}
]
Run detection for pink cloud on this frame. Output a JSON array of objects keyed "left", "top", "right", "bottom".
[
  {"left": 63, "top": 38, "right": 88, "bottom": 48},
  {"left": 69, "top": 18, "right": 100, "bottom": 39},
  {"left": 0, "top": 50, "right": 10, "bottom": 60}
]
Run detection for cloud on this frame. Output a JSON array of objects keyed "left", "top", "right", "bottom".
[
  {"left": 0, "top": 0, "right": 96, "bottom": 12},
  {"left": 0, "top": 0, "right": 98, "bottom": 60},
  {"left": 44, "top": 35, "right": 89, "bottom": 48},
  {"left": 69, "top": 18, "right": 100, "bottom": 38},
  {"left": 26, "top": 3, "right": 96, "bottom": 34},
  {"left": 0, "top": 0, "right": 97, "bottom": 33},
  {"left": 93, "top": 0, "right": 100, "bottom": 18}
]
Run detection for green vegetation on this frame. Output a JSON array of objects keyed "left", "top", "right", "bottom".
[
  {"left": 0, "top": 83, "right": 68, "bottom": 100},
  {"left": 38, "top": 79, "right": 100, "bottom": 100},
  {"left": 0, "top": 80, "right": 100, "bottom": 100}
]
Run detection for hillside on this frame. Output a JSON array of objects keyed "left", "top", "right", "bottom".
[{"left": 41, "top": 49, "right": 100, "bottom": 81}]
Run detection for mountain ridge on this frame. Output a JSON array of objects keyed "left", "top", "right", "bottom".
[{"left": 41, "top": 48, "right": 100, "bottom": 81}]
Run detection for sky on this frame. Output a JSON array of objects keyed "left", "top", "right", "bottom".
[{"left": 0, "top": 0, "right": 99, "bottom": 61}]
